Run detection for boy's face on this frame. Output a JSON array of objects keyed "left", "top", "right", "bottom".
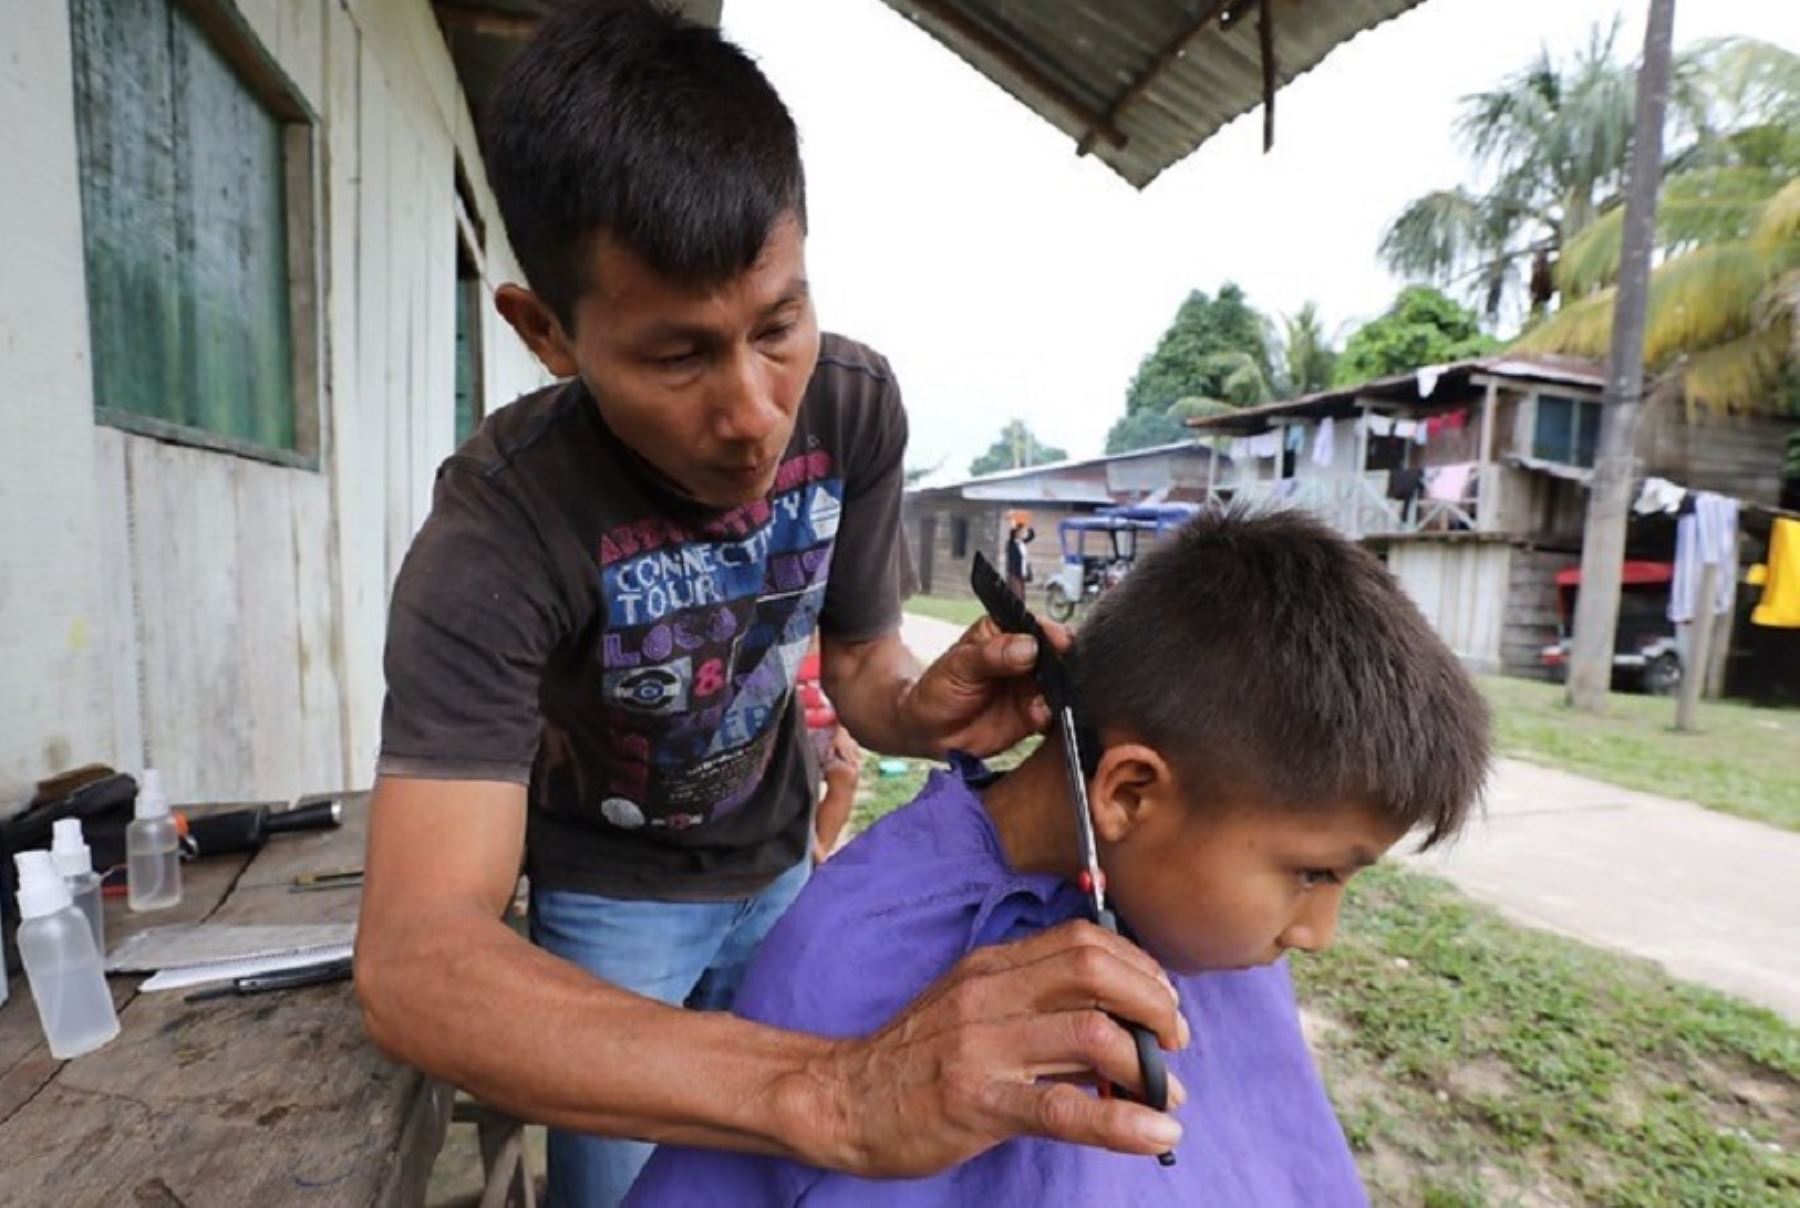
[
  {"left": 1095, "top": 760, "right": 1403, "bottom": 975},
  {"left": 499, "top": 212, "right": 820, "bottom": 508}
]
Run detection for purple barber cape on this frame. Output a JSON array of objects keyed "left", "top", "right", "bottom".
[{"left": 626, "top": 757, "right": 1369, "bottom": 1207}]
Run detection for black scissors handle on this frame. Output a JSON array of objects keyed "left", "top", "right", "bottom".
[{"left": 1098, "top": 911, "right": 1174, "bottom": 1164}]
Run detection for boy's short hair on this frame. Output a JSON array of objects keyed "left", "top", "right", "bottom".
[
  {"left": 483, "top": 0, "right": 806, "bottom": 326},
  {"left": 1070, "top": 505, "right": 1490, "bottom": 848}
]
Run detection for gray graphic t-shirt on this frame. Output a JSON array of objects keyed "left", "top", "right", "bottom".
[{"left": 379, "top": 334, "right": 909, "bottom": 900}]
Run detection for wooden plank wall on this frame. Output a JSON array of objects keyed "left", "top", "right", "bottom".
[
  {"left": 0, "top": 0, "right": 546, "bottom": 800},
  {"left": 1384, "top": 542, "right": 1510, "bottom": 676},
  {"left": 1639, "top": 406, "right": 1792, "bottom": 506},
  {"left": 0, "top": 0, "right": 119, "bottom": 788},
  {"left": 904, "top": 499, "right": 1084, "bottom": 603},
  {"left": 1501, "top": 547, "right": 1577, "bottom": 679}
]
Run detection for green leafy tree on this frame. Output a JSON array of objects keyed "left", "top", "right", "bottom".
[
  {"left": 1103, "top": 409, "right": 1188, "bottom": 454},
  {"left": 1334, "top": 287, "right": 1499, "bottom": 386},
  {"left": 1122, "top": 284, "right": 1274, "bottom": 415},
  {"left": 1108, "top": 283, "right": 1275, "bottom": 453},
  {"left": 969, "top": 419, "right": 1068, "bottom": 477}
]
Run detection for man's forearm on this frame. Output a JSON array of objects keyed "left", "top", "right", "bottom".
[
  {"left": 357, "top": 904, "right": 846, "bottom": 1162},
  {"left": 819, "top": 633, "right": 936, "bottom": 758}
]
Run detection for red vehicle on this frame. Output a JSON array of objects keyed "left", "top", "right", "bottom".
[{"left": 1540, "top": 561, "right": 1683, "bottom": 694}]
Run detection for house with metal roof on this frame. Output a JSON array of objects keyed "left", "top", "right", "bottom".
[
  {"left": 904, "top": 440, "right": 1222, "bottom": 596},
  {"left": 1183, "top": 354, "right": 1795, "bottom": 681}
]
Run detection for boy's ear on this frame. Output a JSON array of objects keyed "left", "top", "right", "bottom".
[
  {"left": 1089, "top": 742, "right": 1176, "bottom": 844},
  {"left": 495, "top": 284, "right": 581, "bottom": 379}
]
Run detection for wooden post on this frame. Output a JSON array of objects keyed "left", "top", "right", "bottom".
[
  {"left": 1705, "top": 527, "right": 1739, "bottom": 698},
  {"left": 1477, "top": 378, "right": 1498, "bottom": 531},
  {"left": 1675, "top": 560, "right": 1718, "bottom": 732},
  {"left": 1568, "top": 0, "right": 1678, "bottom": 713}
]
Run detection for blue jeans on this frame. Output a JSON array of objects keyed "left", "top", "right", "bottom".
[{"left": 529, "top": 858, "right": 811, "bottom": 1207}]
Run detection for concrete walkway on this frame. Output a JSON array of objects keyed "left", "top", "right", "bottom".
[{"left": 900, "top": 613, "right": 1800, "bottom": 1023}]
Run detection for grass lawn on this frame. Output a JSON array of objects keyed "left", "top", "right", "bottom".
[
  {"left": 1479, "top": 675, "right": 1800, "bottom": 833},
  {"left": 1298, "top": 863, "right": 1798, "bottom": 1206},
  {"left": 844, "top": 758, "right": 1800, "bottom": 1206},
  {"left": 903, "top": 594, "right": 987, "bottom": 629}
]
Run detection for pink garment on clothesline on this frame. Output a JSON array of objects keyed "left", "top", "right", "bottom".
[{"left": 1425, "top": 463, "right": 1474, "bottom": 502}]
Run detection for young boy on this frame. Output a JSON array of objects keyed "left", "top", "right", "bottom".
[{"left": 625, "top": 506, "right": 1490, "bottom": 1205}]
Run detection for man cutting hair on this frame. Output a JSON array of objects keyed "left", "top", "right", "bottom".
[{"left": 353, "top": 3, "right": 1185, "bottom": 1204}]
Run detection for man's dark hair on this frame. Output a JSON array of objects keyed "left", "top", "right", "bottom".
[
  {"left": 1070, "top": 505, "right": 1490, "bottom": 849},
  {"left": 483, "top": 0, "right": 806, "bottom": 326}
]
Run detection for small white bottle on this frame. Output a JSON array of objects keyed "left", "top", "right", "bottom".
[
  {"left": 52, "top": 818, "right": 105, "bottom": 958},
  {"left": 127, "top": 769, "right": 183, "bottom": 912},
  {"left": 14, "top": 851, "right": 119, "bottom": 1059}
]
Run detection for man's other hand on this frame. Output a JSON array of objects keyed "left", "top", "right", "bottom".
[
  {"left": 788, "top": 919, "right": 1189, "bottom": 1177},
  {"left": 899, "top": 616, "right": 1073, "bottom": 759}
]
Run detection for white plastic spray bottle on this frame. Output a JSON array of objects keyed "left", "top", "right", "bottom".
[{"left": 14, "top": 850, "right": 119, "bottom": 1059}]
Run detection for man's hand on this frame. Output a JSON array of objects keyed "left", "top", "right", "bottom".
[
  {"left": 788, "top": 920, "right": 1189, "bottom": 1178},
  {"left": 896, "top": 616, "right": 1073, "bottom": 758}
]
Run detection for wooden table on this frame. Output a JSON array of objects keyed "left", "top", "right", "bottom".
[{"left": 0, "top": 794, "right": 450, "bottom": 1206}]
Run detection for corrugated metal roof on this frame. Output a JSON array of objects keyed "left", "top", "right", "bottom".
[
  {"left": 879, "top": 0, "right": 1432, "bottom": 188},
  {"left": 436, "top": 2, "right": 1431, "bottom": 190},
  {"left": 1184, "top": 354, "right": 1607, "bottom": 434},
  {"left": 911, "top": 437, "right": 1208, "bottom": 494}
]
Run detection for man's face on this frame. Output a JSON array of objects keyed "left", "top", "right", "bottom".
[
  {"left": 557, "top": 213, "right": 820, "bottom": 508},
  {"left": 1101, "top": 784, "right": 1402, "bottom": 976}
]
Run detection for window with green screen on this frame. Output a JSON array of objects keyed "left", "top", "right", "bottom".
[
  {"left": 69, "top": 0, "right": 298, "bottom": 454},
  {"left": 1532, "top": 394, "right": 1602, "bottom": 468},
  {"left": 454, "top": 248, "right": 484, "bottom": 446}
]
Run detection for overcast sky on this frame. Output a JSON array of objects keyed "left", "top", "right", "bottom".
[{"left": 719, "top": 0, "right": 1800, "bottom": 478}]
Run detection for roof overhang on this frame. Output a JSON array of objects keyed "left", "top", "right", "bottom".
[
  {"left": 431, "top": 0, "right": 724, "bottom": 130},
  {"left": 433, "top": 0, "right": 1432, "bottom": 189},
  {"left": 882, "top": 0, "right": 1431, "bottom": 187}
]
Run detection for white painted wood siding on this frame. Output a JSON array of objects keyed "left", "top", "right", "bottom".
[
  {"left": 0, "top": 0, "right": 548, "bottom": 802},
  {"left": 1384, "top": 543, "right": 1511, "bottom": 676}
]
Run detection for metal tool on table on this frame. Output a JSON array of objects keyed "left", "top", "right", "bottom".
[
  {"left": 290, "top": 865, "right": 364, "bottom": 892},
  {"left": 969, "top": 552, "right": 1175, "bottom": 1167},
  {"left": 183, "top": 955, "right": 354, "bottom": 1003}
]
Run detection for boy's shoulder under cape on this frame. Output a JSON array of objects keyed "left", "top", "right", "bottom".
[{"left": 626, "top": 758, "right": 1369, "bottom": 1207}]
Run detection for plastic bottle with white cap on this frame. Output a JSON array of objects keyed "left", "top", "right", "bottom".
[
  {"left": 127, "top": 769, "right": 182, "bottom": 912},
  {"left": 14, "top": 850, "right": 119, "bottom": 1059},
  {"left": 51, "top": 817, "right": 105, "bottom": 957}
]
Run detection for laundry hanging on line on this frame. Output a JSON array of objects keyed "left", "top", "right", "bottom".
[
  {"left": 1423, "top": 463, "right": 1475, "bottom": 503},
  {"left": 1668, "top": 491, "right": 1739, "bottom": 624},
  {"left": 1423, "top": 409, "right": 1469, "bottom": 441},
  {"left": 1633, "top": 476, "right": 1687, "bottom": 516},
  {"left": 1311, "top": 417, "right": 1336, "bottom": 468}
]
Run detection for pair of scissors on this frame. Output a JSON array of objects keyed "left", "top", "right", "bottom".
[{"left": 969, "top": 552, "right": 1176, "bottom": 1166}]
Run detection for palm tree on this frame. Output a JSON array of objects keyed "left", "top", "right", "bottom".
[
  {"left": 1515, "top": 41, "right": 1800, "bottom": 414},
  {"left": 1379, "top": 22, "right": 1713, "bottom": 323},
  {"left": 1272, "top": 303, "right": 1338, "bottom": 397},
  {"left": 1517, "top": 176, "right": 1798, "bottom": 414}
]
